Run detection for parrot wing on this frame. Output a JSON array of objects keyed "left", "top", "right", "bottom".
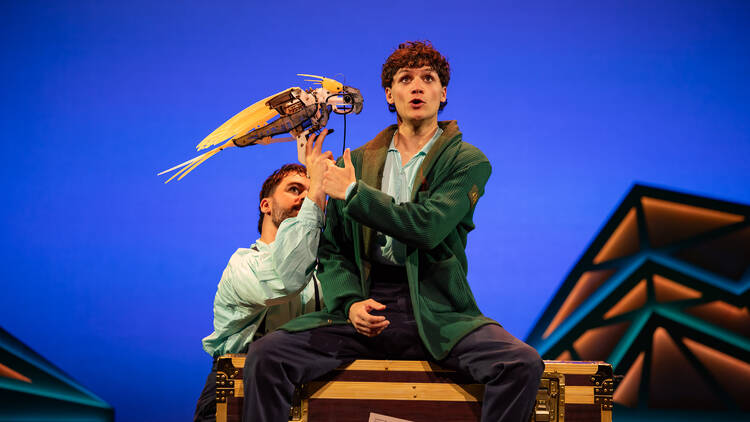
[{"left": 195, "top": 87, "right": 299, "bottom": 151}]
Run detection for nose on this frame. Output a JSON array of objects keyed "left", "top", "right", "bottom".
[{"left": 410, "top": 80, "right": 424, "bottom": 93}]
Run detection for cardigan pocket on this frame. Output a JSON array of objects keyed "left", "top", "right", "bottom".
[{"left": 419, "top": 256, "right": 473, "bottom": 313}]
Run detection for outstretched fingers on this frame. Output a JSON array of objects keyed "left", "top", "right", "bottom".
[
  {"left": 309, "top": 129, "right": 333, "bottom": 155},
  {"left": 314, "top": 129, "right": 331, "bottom": 154}
]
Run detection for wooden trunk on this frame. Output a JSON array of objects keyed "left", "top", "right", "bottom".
[
  {"left": 300, "top": 360, "right": 482, "bottom": 421},
  {"left": 534, "top": 361, "right": 614, "bottom": 422},
  {"left": 215, "top": 357, "right": 614, "bottom": 422},
  {"left": 215, "top": 354, "right": 245, "bottom": 422}
]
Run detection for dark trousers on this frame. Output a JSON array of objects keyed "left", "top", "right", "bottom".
[
  {"left": 243, "top": 267, "right": 544, "bottom": 421},
  {"left": 194, "top": 359, "right": 218, "bottom": 422}
]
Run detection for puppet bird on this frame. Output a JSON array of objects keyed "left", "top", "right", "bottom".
[{"left": 159, "top": 74, "right": 363, "bottom": 183}]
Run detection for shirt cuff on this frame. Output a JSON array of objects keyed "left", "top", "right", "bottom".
[{"left": 344, "top": 181, "right": 357, "bottom": 201}]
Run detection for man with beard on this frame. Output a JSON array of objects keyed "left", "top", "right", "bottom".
[
  {"left": 242, "top": 41, "right": 544, "bottom": 422},
  {"left": 193, "top": 132, "right": 333, "bottom": 421}
]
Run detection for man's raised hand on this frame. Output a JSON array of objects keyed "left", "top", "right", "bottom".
[
  {"left": 305, "top": 129, "right": 335, "bottom": 211},
  {"left": 323, "top": 148, "right": 356, "bottom": 200}
]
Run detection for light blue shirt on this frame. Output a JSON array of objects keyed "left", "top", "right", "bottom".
[
  {"left": 201, "top": 198, "right": 323, "bottom": 357},
  {"left": 371, "top": 127, "right": 443, "bottom": 265}
]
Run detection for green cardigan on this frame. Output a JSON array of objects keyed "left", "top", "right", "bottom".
[{"left": 281, "top": 120, "right": 498, "bottom": 360}]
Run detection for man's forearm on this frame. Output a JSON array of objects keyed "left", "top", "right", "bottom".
[
  {"left": 343, "top": 161, "right": 491, "bottom": 250},
  {"left": 306, "top": 186, "right": 326, "bottom": 212},
  {"left": 267, "top": 198, "right": 324, "bottom": 300}
]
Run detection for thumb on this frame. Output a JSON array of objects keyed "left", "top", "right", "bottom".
[
  {"left": 343, "top": 148, "right": 353, "bottom": 169},
  {"left": 367, "top": 299, "right": 386, "bottom": 311}
]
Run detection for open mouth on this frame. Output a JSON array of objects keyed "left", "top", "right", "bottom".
[{"left": 410, "top": 99, "right": 425, "bottom": 106}]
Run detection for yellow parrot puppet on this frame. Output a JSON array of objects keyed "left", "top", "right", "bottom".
[{"left": 159, "top": 74, "right": 363, "bottom": 183}]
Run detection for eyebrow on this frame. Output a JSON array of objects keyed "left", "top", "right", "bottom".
[
  {"left": 286, "top": 182, "right": 306, "bottom": 190},
  {"left": 396, "top": 67, "right": 436, "bottom": 75}
]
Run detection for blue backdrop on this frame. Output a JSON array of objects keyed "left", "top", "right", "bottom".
[{"left": 1, "top": 1, "right": 748, "bottom": 420}]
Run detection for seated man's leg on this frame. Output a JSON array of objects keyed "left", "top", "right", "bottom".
[
  {"left": 243, "top": 325, "right": 371, "bottom": 422},
  {"left": 442, "top": 324, "right": 544, "bottom": 422},
  {"left": 193, "top": 363, "right": 217, "bottom": 422}
]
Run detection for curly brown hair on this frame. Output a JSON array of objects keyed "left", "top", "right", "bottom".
[
  {"left": 257, "top": 163, "right": 306, "bottom": 234},
  {"left": 381, "top": 40, "right": 450, "bottom": 112}
]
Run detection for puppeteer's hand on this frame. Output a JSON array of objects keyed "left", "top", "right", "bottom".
[
  {"left": 348, "top": 298, "right": 390, "bottom": 337},
  {"left": 305, "top": 129, "right": 335, "bottom": 211},
  {"left": 323, "top": 148, "right": 356, "bottom": 200}
]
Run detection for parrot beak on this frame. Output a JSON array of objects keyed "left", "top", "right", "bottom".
[{"left": 342, "top": 86, "right": 364, "bottom": 114}]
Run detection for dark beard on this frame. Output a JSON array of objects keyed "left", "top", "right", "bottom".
[{"left": 271, "top": 202, "right": 300, "bottom": 228}]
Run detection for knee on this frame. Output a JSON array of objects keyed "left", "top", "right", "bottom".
[{"left": 515, "top": 343, "right": 544, "bottom": 383}]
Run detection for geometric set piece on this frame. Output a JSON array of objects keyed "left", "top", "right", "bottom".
[
  {"left": 526, "top": 184, "right": 750, "bottom": 413},
  {"left": 649, "top": 327, "right": 722, "bottom": 409},
  {"left": 0, "top": 325, "right": 113, "bottom": 421},
  {"left": 542, "top": 269, "right": 617, "bottom": 338},
  {"left": 682, "top": 338, "right": 750, "bottom": 412},
  {"left": 612, "top": 351, "right": 644, "bottom": 408}
]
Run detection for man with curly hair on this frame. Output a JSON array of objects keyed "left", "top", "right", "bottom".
[{"left": 242, "top": 41, "right": 543, "bottom": 421}]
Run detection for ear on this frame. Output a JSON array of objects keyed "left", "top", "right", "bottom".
[
  {"left": 441, "top": 86, "right": 447, "bottom": 103},
  {"left": 260, "top": 197, "right": 272, "bottom": 215},
  {"left": 385, "top": 87, "right": 394, "bottom": 105}
]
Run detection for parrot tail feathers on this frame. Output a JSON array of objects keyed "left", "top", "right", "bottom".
[{"left": 159, "top": 140, "right": 234, "bottom": 183}]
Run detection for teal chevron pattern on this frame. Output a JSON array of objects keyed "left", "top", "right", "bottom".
[{"left": 527, "top": 184, "right": 750, "bottom": 413}]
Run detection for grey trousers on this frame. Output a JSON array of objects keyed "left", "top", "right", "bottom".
[{"left": 242, "top": 276, "right": 543, "bottom": 422}]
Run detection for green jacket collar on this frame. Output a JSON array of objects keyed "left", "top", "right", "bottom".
[{"left": 360, "top": 120, "right": 461, "bottom": 191}]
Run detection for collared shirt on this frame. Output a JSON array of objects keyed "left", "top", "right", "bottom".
[
  {"left": 201, "top": 198, "right": 324, "bottom": 357},
  {"left": 373, "top": 127, "right": 443, "bottom": 265}
]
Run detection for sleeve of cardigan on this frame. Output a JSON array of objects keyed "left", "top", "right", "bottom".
[
  {"left": 343, "top": 159, "right": 491, "bottom": 250},
  {"left": 316, "top": 194, "right": 366, "bottom": 316}
]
